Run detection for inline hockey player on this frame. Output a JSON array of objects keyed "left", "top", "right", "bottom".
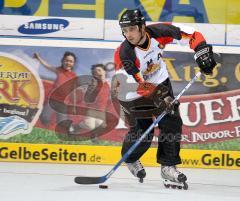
[{"left": 113, "top": 9, "right": 216, "bottom": 189}]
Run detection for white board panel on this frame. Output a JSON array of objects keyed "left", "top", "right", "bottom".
[
  {"left": 0, "top": 15, "right": 104, "bottom": 39},
  {"left": 226, "top": 25, "right": 240, "bottom": 46}
]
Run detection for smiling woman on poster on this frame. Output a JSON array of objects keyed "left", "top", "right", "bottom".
[{"left": 33, "top": 51, "right": 77, "bottom": 128}]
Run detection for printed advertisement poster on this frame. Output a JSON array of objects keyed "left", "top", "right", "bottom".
[{"left": 0, "top": 44, "right": 239, "bottom": 152}]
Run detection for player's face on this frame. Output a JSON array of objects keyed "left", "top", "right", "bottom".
[
  {"left": 62, "top": 55, "right": 75, "bottom": 71},
  {"left": 122, "top": 25, "right": 143, "bottom": 45}
]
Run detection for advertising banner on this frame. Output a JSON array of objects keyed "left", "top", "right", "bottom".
[
  {"left": 0, "top": 0, "right": 239, "bottom": 24},
  {"left": 0, "top": 142, "right": 239, "bottom": 169},
  {"left": 0, "top": 15, "right": 104, "bottom": 39},
  {"left": 0, "top": 44, "right": 240, "bottom": 168},
  {"left": 0, "top": 52, "right": 44, "bottom": 139},
  {"left": 0, "top": 14, "right": 226, "bottom": 45},
  {"left": 0, "top": 43, "right": 240, "bottom": 144}
]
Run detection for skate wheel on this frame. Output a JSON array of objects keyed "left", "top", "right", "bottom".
[
  {"left": 177, "top": 186, "right": 182, "bottom": 189},
  {"left": 164, "top": 184, "right": 170, "bottom": 188},
  {"left": 183, "top": 182, "right": 188, "bottom": 190},
  {"left": 171, "top": 185, "right": 177, "bottom": 189},
  {"left": 139, "top": 178, "right": 144, "bottom": 183}
]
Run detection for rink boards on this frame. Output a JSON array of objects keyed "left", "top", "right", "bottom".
[{"left": 0, "top": 142, "right": 239, "bottom": 170}]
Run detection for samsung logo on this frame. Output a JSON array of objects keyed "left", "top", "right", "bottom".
[{"left": 18, "top": 18, "right": 69, "bottom": 34}]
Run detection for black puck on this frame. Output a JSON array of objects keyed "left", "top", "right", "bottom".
[{"left": 99, "top": 184, "right": 108, "bottom": 189}]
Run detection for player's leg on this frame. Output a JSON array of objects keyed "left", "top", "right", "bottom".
[
  {"left": 121, "top": 113, "right": 154, "bottom": 182},
  {"left": 157, "top": 110, "right": 182, "bottom": 165},
  {"left": 157, "top": 109, "right": 188, "bottom": 189}
]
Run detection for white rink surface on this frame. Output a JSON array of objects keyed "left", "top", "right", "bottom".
[{"left": 0, "top": 162, "right": 239, "bottom": 201}]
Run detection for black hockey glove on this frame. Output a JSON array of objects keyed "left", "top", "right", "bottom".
[
  {"left": 194, "top": 44, "right": 216, "bottom": 75},
  {"left": 153, "top": 94, "right": 179, "bottom": 114},
  {"left": 164, "top": 96, "right": 180, "bottom": 114}
]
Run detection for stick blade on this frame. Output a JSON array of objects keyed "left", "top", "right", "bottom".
[{"left": 74, "top": 176, "right": 106, "bottom": 185}]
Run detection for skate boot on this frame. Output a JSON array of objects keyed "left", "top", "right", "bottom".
[
  {"left": 126, "top": 160, "right": 146, "bottom": 183},
  {"left": 161, "top": 165, "right": 188, "bottom": 190}
]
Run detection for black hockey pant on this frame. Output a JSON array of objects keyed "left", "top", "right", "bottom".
[{"left": 121, "top": 108, "right": 183, "bottom": 166}]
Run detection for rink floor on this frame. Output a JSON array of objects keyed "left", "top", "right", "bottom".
[{"left": 0, "top": 162, "right": 239, "bottom": 201}]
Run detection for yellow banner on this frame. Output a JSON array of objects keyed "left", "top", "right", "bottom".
[
  {"left": 2, "top": 0, "right": 240, "bottom": 24},
  {"left": 140, "top": 0, "right": 240, "bottom": 24},
  {"left": 0, "top": 142, "right": 239, "bottom": 170}
]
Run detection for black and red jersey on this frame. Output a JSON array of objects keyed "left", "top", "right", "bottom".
[{"left": 114, "top": 23, "right": 206, "bottom": 101}]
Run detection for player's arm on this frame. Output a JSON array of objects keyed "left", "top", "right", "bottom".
[
  {"left": 191, "top": 37, "right": 217, "bottom": 75},
  {"left": 147, "top": 23, "right": 217, "bottom": 75},
  {"left": 33, "top": 53, "right": 57, "bottom": 73},
  {"left": 174, "top": 24, "right": 217, "bottom": 75}
]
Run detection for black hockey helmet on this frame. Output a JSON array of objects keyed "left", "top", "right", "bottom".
[{"left": 119, "top": 9, "right": 145, "bottom": 28}]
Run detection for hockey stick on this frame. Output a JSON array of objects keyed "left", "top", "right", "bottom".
[{"left": 74, "top": 72, "right": 201, "bottom": 185}]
